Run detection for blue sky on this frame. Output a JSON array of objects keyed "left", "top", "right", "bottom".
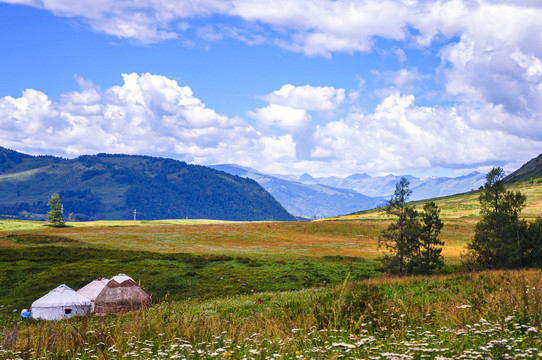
[{"left": 1, "top": 0, "right": 541, "bottom": 178}]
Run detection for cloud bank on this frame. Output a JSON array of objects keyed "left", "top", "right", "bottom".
[
  {"left": 1, "top": 0, "right": 542, "bottom": 175},
  {"left": 1, "top": 73, "right": 540, "bottom": 176}
]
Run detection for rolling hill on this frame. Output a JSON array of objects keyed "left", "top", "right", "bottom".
[{"left": 0, "top": 148, "right": 295, "bottom": 221}]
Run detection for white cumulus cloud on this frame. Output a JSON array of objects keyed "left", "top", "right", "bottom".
[
  {"left": 261, "top": 84, "right": 346, "bottom": 113},
  {"left": 1, "top": 73, "right": 541, "bottom": 177},
  {"left": 249, "top": 84, "right": 347, "bottom": 159},
  {"left": 5, "top": 0, "right": 542, "bottom": 123},
  {"left": 311, "top": 92, "right": 542, "bottom": 175},
  {"left": 0, "top": 73, "right": 284, "bottom": 167}
]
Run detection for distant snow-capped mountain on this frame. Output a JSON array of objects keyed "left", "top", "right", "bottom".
[
  {"left": 301, "top": 173, "right": 420, "bottom": 198},
  {"left": 211, "top": 164, "right": 486, "bottom": 218},
  {"left": 303, "top": 172, "right": 485, "bottom": 201},
  {"left": 210, "top": 165, "right": 385, "bottom": 218},
  {"left": 407, "top": 172, "right": 486, "bottom": 200}
]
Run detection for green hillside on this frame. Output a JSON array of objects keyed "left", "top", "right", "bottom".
[
  {"left": 505, "top": 152, "right": 542, "bottom": 183},
  {"left": 0, "top": 148, "right": 295, "bottom": 221}
]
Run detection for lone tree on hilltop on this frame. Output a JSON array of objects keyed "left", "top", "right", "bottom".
[{"left": 46, "top": 193, "right": 65, "bottom": 227}]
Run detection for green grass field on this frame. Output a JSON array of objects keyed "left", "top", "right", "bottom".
[
  {"left": 2, "top": 270, "right": 542, "bottom": 359},
  {"left": 0, "top": 180, "right": 541, "bottom": 358}
]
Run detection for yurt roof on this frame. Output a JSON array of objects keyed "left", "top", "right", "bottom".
[
  {"left": 97, "top": 280, "right": 150, "bottom": 303},
  {"left": 77, "top": 278, "right": 110, "bottom": 301},
  {"left": 32, "top": 284, "right": 92, "bottom": 308},
  {"left": 110, "top": 273, "right": 134, "bottom": 284},
  {"left": 94, "top": 279, "right": 151, "bottom": 314}
]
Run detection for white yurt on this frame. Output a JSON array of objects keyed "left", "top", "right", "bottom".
[
  {"left": 77, "top": 277, "right": 109, "bottom": 312},
  {"left": 31, "top": 284, "right": 92, "bottom": 320}
]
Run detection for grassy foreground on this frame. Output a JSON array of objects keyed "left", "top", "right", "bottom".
[
  {"left": 1, "top": 180, "right": 541, "bottom": 358},
  {"left": 2, "top": 269, "right": 542, "bottom": 359},
  {"left": 0, "top": 232, "right": 382, "bottom": 314}
]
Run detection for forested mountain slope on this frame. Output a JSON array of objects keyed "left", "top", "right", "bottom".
[{"left": 0, "top": 148, "right": 295, "bottom": 221}]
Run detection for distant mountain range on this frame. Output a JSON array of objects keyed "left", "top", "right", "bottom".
[
  {"left": 301, "top": 172, "right": 487, "bottom": 201},
  {"left": 211, "top": 165, "right": 487, "bottom": 218},
  {"left": 0, "top": 148, "right": 295, "bottom": 222},
  {"left": 3, "top": 145, "right": 539, "bottom": 221},
  {"left": 210, "top": 165, "right": 385, "bottom": 218}
]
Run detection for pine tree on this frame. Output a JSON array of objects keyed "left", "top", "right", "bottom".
[
  {"left": 379, "top": 178, "right": 445, "bottom": 276},
  {"left": 46, "top": 193, "right": 64, "bottom": 227},
  {"left": 379, "top": 177, "right": 416, "bottom": 276},
  {"left": 467, "top": 167, "right": 527, "bottom": 269},
  {"left": 407, "top": 201, "right": 444, "bottom": 274}
]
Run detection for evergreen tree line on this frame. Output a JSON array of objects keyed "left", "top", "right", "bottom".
[
  {"left": 465, "top": 167, "right": 542, "bottom": 269},
  {"left": 380, "top": 167, "right": 542, "bottom": 275}
]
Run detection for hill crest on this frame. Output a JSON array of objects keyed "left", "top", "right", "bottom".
[
  {"left": 0, "top": 148, "right": 295, "bottom": 221},
  {"left": 504, "top": 153, "right": 542, "bottom": 183}
]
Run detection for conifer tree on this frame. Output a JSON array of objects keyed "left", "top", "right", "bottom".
[
  {"left": 46, "top": 193, "right": 64, "bottom": 227},
  {"left": 380, "top": 179, "right": 445, "bottom": 275},
  {"left": 408, "top": 201, "right": 444, "bottom": 274},
  {"left": 467, "top": 167, "right": 527, "bottom": 269},
  {"left": 379, "top": 177, "right": 416, "bottom": 276}
]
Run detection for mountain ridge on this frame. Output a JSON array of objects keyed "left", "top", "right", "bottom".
[
  {"left": 299, "top": 171, "right": 485, "bottom": 200},
  {"left": 209, "top": 164, "right": 385, "bottom": 218},
  {"left": 0, "top": 148, "right": 295, "bottom": 222},
  {"left": 504, "top": 153, "right": 542, "bottom": 183},
  {"left": 211, "top": 164, "right": 487, "bottom": 217}
]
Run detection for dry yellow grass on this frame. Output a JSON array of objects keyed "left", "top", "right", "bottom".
[
  {"left": 325, "top": 180, "right": 542, "bottom": 263},
  {"left": 1, "top": 181, "right": 540, "bottom": 265},
  {"left": 15, "top": 221, "right": 385, "bottom": 260}
]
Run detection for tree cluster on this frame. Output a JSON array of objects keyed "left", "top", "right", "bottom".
[
  {"left": 379, "top": 178, "right": 444, "bottom": 276},
  {"left": 466, "top": 167, "right": 542, "bottom": 269}
]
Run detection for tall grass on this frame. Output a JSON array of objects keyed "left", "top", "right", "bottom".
[
  {"left": 2, "top": 269, "right": 542, "bottom": 359},
  {"left": 0, "top": 243, "right": 382, "bottom": 313}
]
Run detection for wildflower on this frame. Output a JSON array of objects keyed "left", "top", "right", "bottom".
[{"left": 527, "top": 327, "right": 537, "bottom": 333}]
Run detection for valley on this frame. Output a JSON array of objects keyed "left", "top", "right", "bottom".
[{"left": 0, "top": 154, "right": 541, "bottom": 358}]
